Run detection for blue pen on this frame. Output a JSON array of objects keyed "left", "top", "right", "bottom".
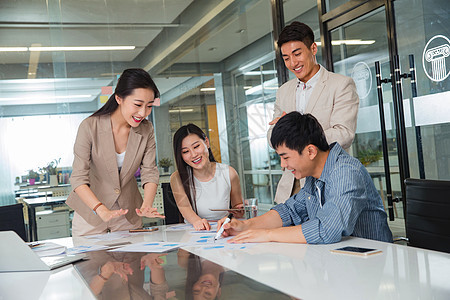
[{"left": 214, "top": 213, "right": 233, "bottom": 242}]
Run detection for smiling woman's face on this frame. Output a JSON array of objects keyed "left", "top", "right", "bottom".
[
  {"left": 116, "top": 88, "right": 155, "bottom": 127},
  {"left": 180, "top": 133, "right": 210, "bottom": 169},
  {"left": 192, "top": 273, "right": 221, "bottom": 300}
]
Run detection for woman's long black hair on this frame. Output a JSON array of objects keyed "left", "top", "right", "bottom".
[
  {"left": 173, "top": 124, "right": 216, "bottom": 213},
  {"left": 91, "top": 68, "right": 160, "bottom": 117},
  {"left": 185, "top": 253, "right": 224, "bottom": 300}
]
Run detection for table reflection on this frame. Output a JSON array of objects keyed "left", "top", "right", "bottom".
[{"left": 74, "top": 248, "right": 292, "bottom": 300}]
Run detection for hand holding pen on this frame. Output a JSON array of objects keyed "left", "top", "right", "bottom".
[
  {"left": 216, "top": 214, "right": 250, "bottom": 240},
  {"left": 214, "top": 213, "right": 233, "bottom": 241}
]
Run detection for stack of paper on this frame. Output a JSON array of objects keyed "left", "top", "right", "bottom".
[{"left": 28, "top": 242, "right": 66, "bottom": 257}]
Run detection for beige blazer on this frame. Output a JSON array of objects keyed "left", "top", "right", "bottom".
[
  {"left": 268, "top": 67, "right": 359, "bottom": 203},
  {"left": 66, "top": 114, "right": 159, "bottom": 227}
]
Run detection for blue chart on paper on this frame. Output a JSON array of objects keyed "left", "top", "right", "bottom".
[{"left": 203, "top": 245, "right": 225, "bottom": 250}]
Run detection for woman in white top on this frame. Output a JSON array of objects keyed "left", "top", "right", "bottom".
[{"left": 170, "top": 124, "right": 243, "bottom": 230}]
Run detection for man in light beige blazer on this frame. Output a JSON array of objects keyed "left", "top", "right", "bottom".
[{"left": 268, "top": 22, "right": 359, "bottom": 203}]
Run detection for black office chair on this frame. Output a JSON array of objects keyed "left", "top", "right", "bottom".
[
  {"left": 161, "top": 182, "right": 183, "bottom": 225},
  {"left": 405, "top": 178, "right": 450, "bottom": 253},
  {"left": 0, "top": 203, "right": 28, "bottom": 242}
]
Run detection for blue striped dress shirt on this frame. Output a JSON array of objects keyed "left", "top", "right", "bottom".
[{"left": 272, "top": 143, "right": 393, "bottom": 244}]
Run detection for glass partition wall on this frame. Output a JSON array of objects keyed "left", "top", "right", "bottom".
[
  {"left": 322, "top": 0, "right": 450, "bottom": 237},
  {"left": 233, "top": 55, "right": 279, "bottom": 211}
]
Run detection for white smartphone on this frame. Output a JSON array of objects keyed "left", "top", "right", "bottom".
[{"left": 330, "top": 246, "right": 382, "bottom": 257}]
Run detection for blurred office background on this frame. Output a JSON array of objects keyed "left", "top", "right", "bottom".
[{"left": 1, "top": 0, "right": 448, "bottom": 240}]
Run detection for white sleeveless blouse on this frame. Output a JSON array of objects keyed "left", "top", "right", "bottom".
[
  {"left": 188, "top": 163, "right": 231, "bottom": 221},
  {"left": 116, "top": 151, "right": 126, "bottom": 171}
]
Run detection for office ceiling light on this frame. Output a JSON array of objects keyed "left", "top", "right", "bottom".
[
  {"left": 0, "top": 47, "right": 28, "bottom": 52},
  {"left": 0, "top": 22, "right": 180, "bottom": 29},
  {"left": 0, "top": 46, "right": 136, "bottom": 52},
  {"left": 243, "top": 70, "right": 277, "bottom": 76},
  {"left": 29, "top": 46, "right": 136, "bottom": 51},
  {"left": 0, "top": 94, "right": 92, "bottom": 102},
  {"left": 315, "top": 39, "right": 375, "bottom": 46},
  {"left": 200, "top": 87, "right": 216, "bottom": 92},
  {"left": 245, "top": 78, "right": 278, "bottom": 95},
  {"left": 168, "top": 108, "right": 194, "bottom": 113}
]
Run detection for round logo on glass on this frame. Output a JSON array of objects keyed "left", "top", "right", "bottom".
[
  {"left": 351, "top": 62, "right": 372, "bottom": 99},
  {"left": 422, "top": 35, "right": 450, "bottom": 82}
]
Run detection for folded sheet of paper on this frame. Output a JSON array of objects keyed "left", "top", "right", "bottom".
[
  {"left": 164, "top": 224, "right": 194, "bottom": 231},
  {"left": 66, "top": 245, "right": 109, "bottom": 255},
  {"left": 83, "top": 231, "right": 132, "bottom": 241},
  {"left": 108, "top": 242, "right": 183, "bottom": 253},
  {"left": 165, "top": 222, "right": 217, "bottom": 232},
  {"left": 184, "top": 234, "right": 253, "bottom": 250},
  {"left": 28, "top": 242, "right": 66, "bottom": 257},
  {"left": 188, "top": 230, "right": 218, "bottom": 234}
]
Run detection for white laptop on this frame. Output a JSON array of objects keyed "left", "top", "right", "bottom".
[{"left": 0, "top": 231, "right": 86, "bottom": 272}]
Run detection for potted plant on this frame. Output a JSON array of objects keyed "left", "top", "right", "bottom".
[
  {"left": 27, "top": 169, "right": 40, "bottom": 185},
  {"left": 357, "top": 148, "right": 383, "bottom": 167},
  {"left": 43, "top": 158, "right": 61, "bottom": 186},
  {"left": 158, "top": 157, "right": 173, "bottom": 173}
]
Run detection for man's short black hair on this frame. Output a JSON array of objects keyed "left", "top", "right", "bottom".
[
  {"left": 277, "top": 21, "right": 314, "bottom": 49},
  {"left": 271, "top": 112, "right": 330, "bottom": 154}
]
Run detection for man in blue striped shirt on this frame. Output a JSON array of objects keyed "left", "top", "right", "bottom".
[{"left": 219, "top": 112, "right": 392, "bottom": 244}]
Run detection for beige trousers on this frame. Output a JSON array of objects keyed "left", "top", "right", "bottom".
[{"left": 72, "top": 202, "right": 142, "bottom": 237}]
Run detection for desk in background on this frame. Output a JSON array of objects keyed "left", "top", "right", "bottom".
[{"left": 20, "top": 196, "right": 70, "bottom": 242}]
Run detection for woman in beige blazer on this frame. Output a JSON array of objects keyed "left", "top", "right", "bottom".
[{"left": 67, "top": 68, "right": 164, "bottom": 236}]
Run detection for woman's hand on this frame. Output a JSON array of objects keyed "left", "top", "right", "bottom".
[
  {"left": 193, "top": 218, "right": 211, "bottom": 231},
  {"left": 140, "top": 253, "right": 167, "bottom": 270},
  {"left": 136, "top": 206, "right": 165, "bottom": 218},
  {"left": 96, "top": 205, "right": 128, "bottom": 223},
  {"left": 100, "top": 261, "right": 133, "bottom": 282}
]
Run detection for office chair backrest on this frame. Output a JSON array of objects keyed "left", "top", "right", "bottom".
[
  {"left": 0, "top": 203, "right": 28, "bottom": 242},
  {"left": 405, "top": 178, "right": 450, "bottom": 253},
  {"left": 161, "top": 182, "right": 183, "bottom": 225}
]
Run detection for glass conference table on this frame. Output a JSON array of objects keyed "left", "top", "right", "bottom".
[
  {"left": 74, "top": 249, "right": 289, "bottom": 299},
  {"left": 3, "top": 223, "right": 450, "bottom": 299}
]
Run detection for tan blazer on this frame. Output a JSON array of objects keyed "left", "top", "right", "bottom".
[
  {"left": 268, "top": 67, "right": 359, "bottom": 203},
  {"left": 66, "top": 114, "right": 159, "bottom": 227}
]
